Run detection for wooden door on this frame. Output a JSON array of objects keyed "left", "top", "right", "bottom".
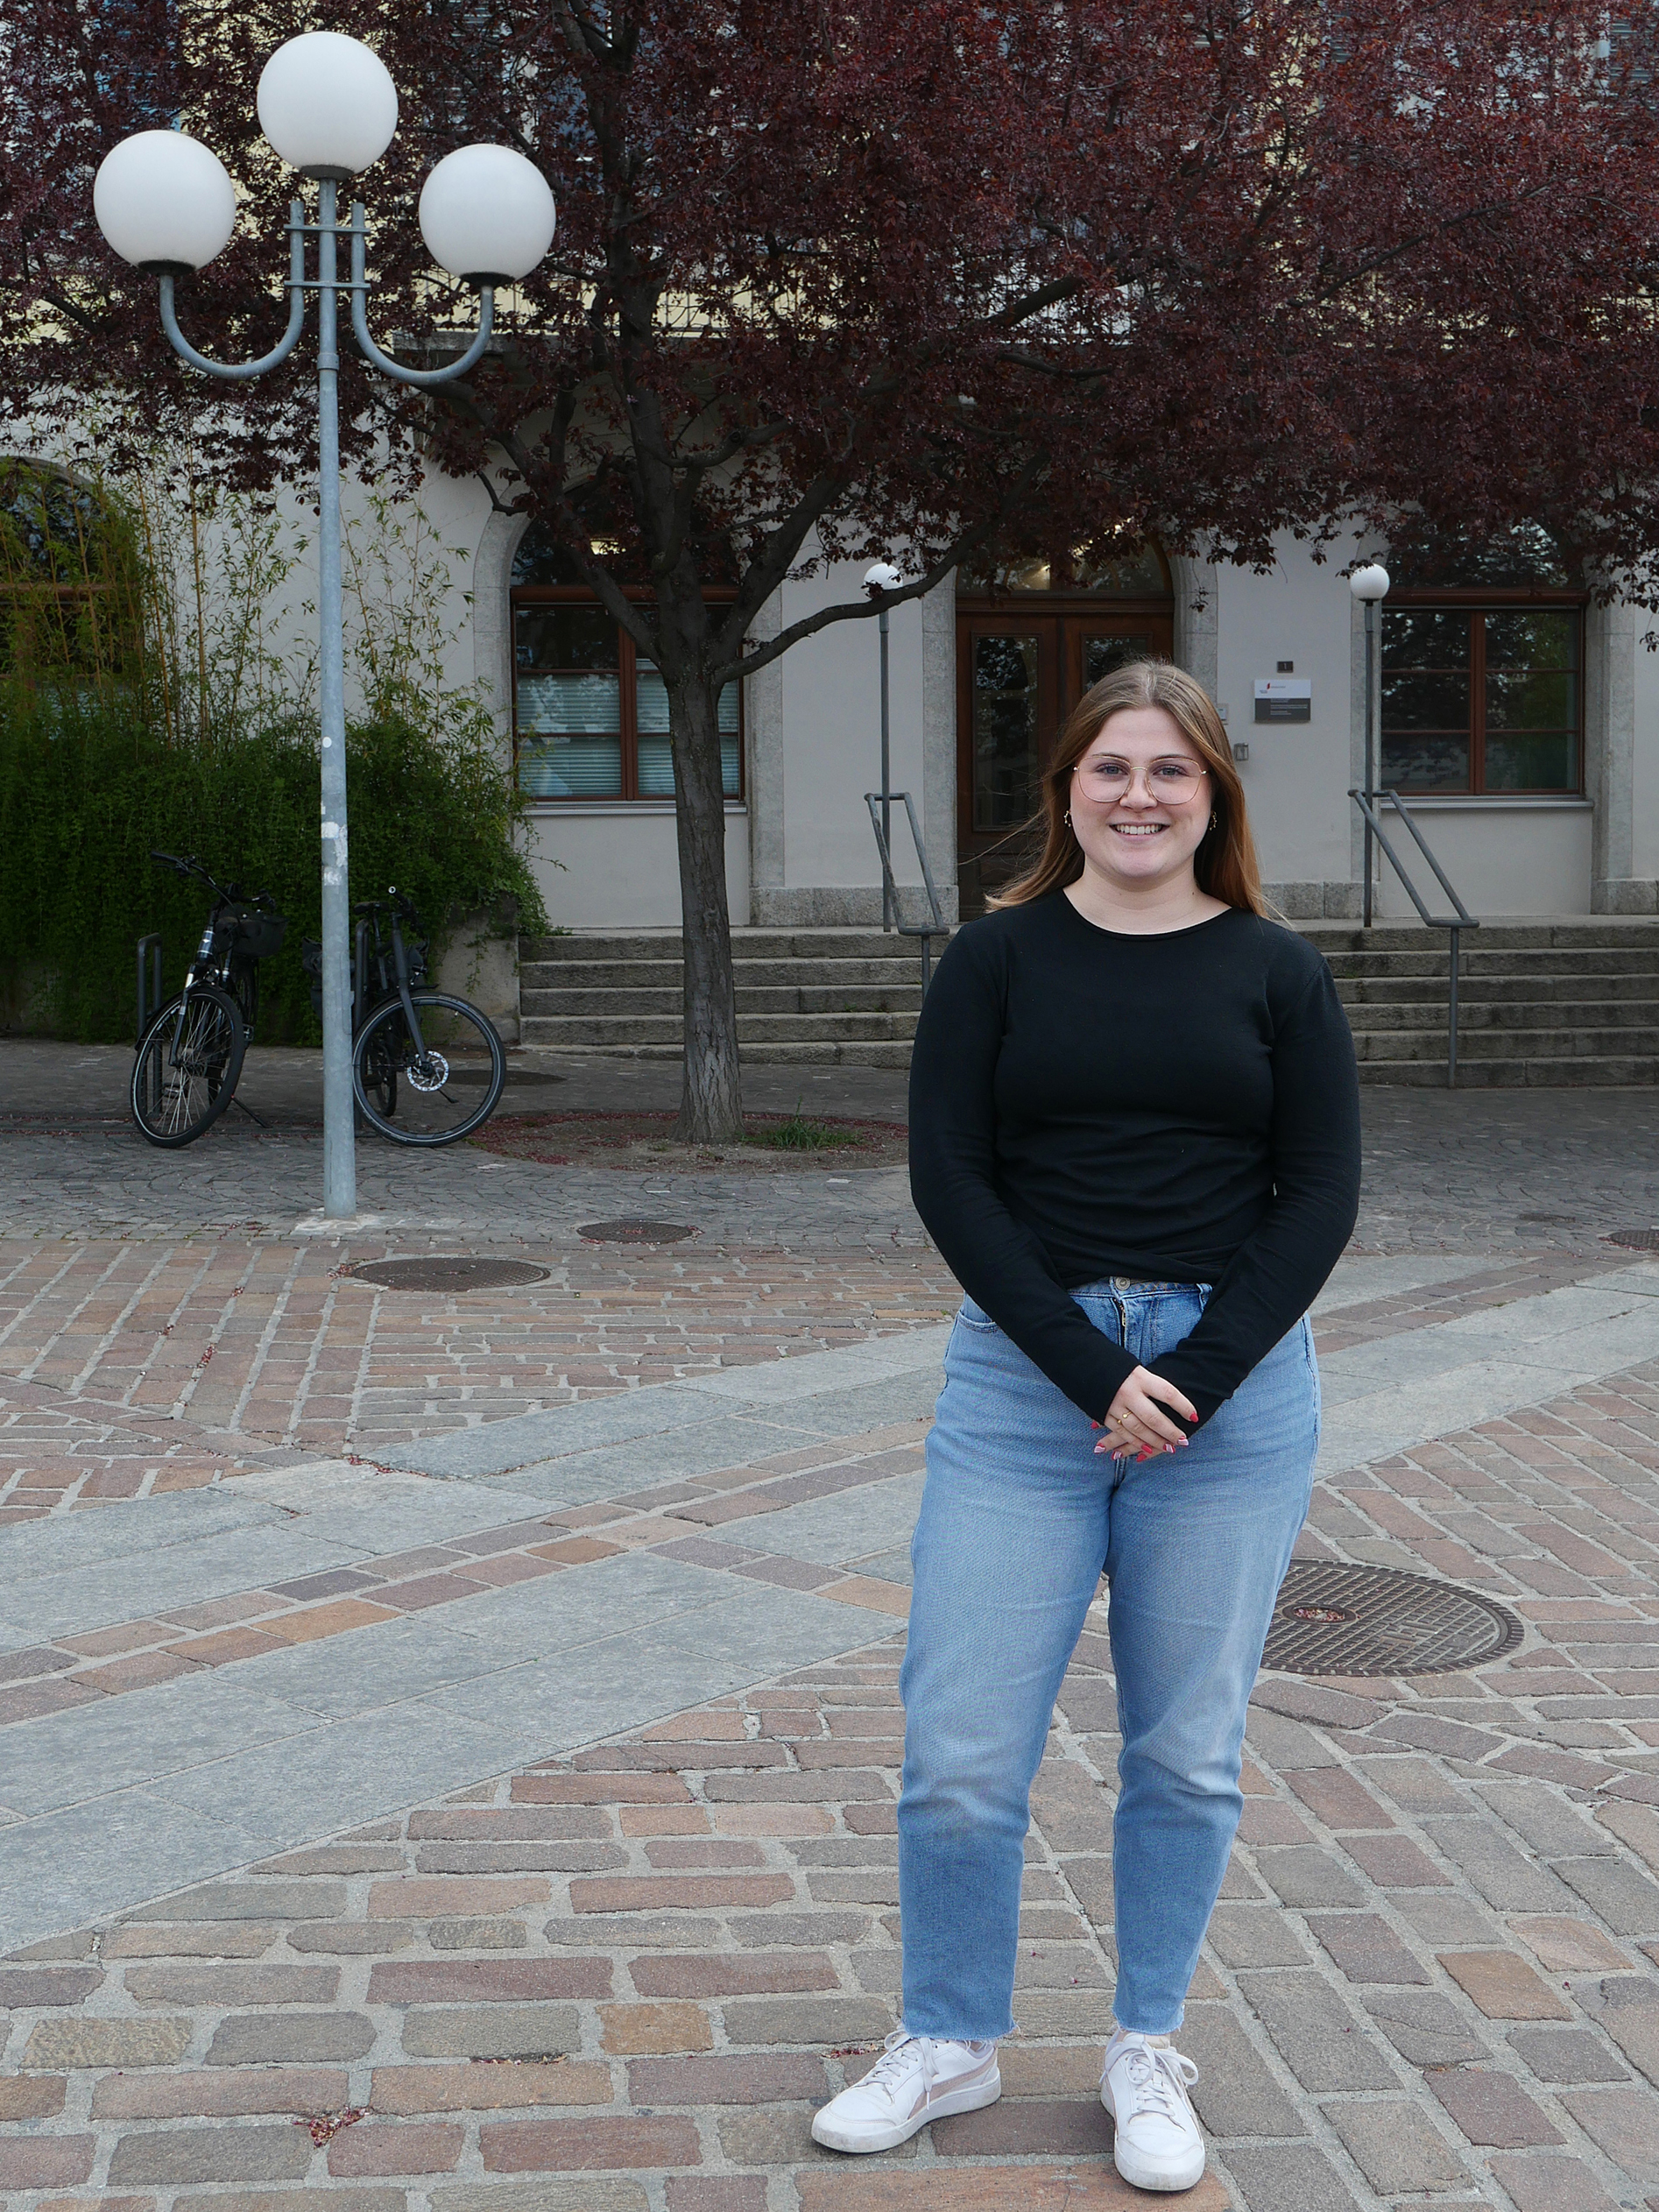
[{"left": 956, "top": 609, "right": 1174, "bottom": 913}]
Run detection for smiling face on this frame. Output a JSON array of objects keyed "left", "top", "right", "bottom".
[{"left": 1070, "top": 703, "right": 1213, "bottom": 894}]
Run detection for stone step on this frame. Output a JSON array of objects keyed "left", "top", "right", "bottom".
[
  {"left": 1352, "top": 1025, "right": 1659, "bottom": 1061},
  {"left": 1321, "top": 948, "right": 1659, "bottom": 980},
  {"left": 1357, "top": 1056, "right": 1659, "bottom": 1087},
  {"left": 520, "top": 1010, "right": 924, "bottom": 1047},
  {"left": 523, "top": 928, "right": 938, "bottom": 964},
  {"left": 526, "top": 1038, "right": 919, "bottom": 1067},
  {"left": 519, "top": 958, "right": 933, "bottom": 993},
  {"left": 522, "top": 986, "right": 925, "bottom": 1019},
  {"left": 1335, "top": 972, "right": 1659, "bottom": 1007},
  {"left": 1343, "top": 1000, "right": 1659, "bottom": 1034}
]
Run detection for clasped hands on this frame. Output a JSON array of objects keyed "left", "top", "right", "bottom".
[{"left": 1094, "top": 1363, "right": 1198, "bottom": 1460}]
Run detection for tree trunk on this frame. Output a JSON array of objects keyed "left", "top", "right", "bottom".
[{"left": 667, "top": 669, "right": 744, "bottom": 1144}]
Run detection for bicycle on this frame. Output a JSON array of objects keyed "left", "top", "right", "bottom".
[
  {"left": 131, "top": 852, "right": 287, "bottom": 1147},
  {"left": 301, "top": 887, "right": 505, "bottom": 1146}
]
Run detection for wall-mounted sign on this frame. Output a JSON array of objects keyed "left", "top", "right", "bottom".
[{"left": 1254, "top": 679, "right": 1311, "bottom": 724}]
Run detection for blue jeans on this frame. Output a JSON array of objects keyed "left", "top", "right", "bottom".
[{"left": 897, "top": 1278, "right": 1319, "bottom": 2039}]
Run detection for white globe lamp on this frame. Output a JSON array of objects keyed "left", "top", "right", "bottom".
[
  {"left": 863, "top": 562, "right": 902, "bottom": 597},
  {"left": 93, "top": 131, "right": 237, "bottom": 272},
  {"left": 257, "top": 32, "right": 399, "bottom": 177},
  {"left": 1350, "top": 562, "right": 1391, "bottom": 604},
  {"left": 419, "top": 146, "right": 555, "bottom": 284}
]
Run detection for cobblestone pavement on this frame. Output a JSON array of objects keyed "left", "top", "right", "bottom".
[{"left": 6, "top": 1064, "right": 1659, "bottom": 2209}]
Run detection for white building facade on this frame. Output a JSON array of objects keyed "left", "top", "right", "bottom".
[{"left": 441, "top": 478, "right": 1657, "bottom": 933}]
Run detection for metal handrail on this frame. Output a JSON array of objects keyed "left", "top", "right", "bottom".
[
  {"left": 1349, "top": 788, "right": 1479, "bottom": 1087},
  {"left": 864, "top": 789, "right": 948, "bottom": 990}
]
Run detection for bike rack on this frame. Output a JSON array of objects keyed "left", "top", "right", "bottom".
[
  {"left": 864, "top": 789, "right": 948, "bottom": 991},
  {"left": 136, "top": 935, "right": 163, "bottom": 1041},
  {"left": 1348, "top": 788, "right": 1479, "bottom": 1089}
]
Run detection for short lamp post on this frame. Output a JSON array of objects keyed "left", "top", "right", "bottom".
[
  {"left": 92, "top": 32, "right": 555, "bottom": 1219},
  {"left": 862, "top": 562, "right": 902, "bottom": 929},
  {"left": 1350, "top": 562, "right": 1391, "bottom": 929}
]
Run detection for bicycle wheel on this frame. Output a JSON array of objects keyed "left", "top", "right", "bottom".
[
  {"left": 131, "top": 986, "right": 246, "bottom": 1148},
  {"left": 351, "top": 992, "right": 505, "bottom": 1145}
]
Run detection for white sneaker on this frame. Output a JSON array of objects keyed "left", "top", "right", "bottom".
[
  {"left": 1100, "top": 2028, "right": 1205, "bottom": 2193},
  {"left": 810, "top": 2027, "right": 1000, "bottom": 2152}
]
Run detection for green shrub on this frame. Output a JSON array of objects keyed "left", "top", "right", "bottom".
[{"left": 0, "top": 690, "right": 547, "bottom": 1042}]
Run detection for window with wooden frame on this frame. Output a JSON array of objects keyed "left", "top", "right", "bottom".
[
  {"left": 511, "top": 527, "right": 741, "bottom": 802},
  {"left": 1380, "top": 526, "right": 1585, "bottom": 796}
]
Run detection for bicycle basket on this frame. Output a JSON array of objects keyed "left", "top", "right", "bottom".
[{"left": 229, "top": 910, "right": 286, "bottom": 961}]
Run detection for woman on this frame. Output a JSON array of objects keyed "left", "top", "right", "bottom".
[{"left": 810, "top": 661, "right": 1360, "bottom": 2193}]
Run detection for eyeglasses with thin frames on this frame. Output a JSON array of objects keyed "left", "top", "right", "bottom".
[{"left": 1073, "top": 757, "right": 1210, "bottom": 805}]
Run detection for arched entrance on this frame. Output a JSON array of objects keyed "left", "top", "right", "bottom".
[{"left": 956, "top": 542, "right": 1174, "bottom": 912}]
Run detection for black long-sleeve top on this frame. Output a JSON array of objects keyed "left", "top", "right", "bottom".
[{"left": 908, "top": 893, "right": 1362, "bottom": 1428}]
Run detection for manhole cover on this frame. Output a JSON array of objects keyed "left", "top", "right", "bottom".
[
  {"left": 1605, "top": 1228, "right": 1659, "bottom": 1251},
  {"left": 346, "top": 1257, "right": 551, "bottom": 1291},
  {"left": 577, "top": 1219, "right": 697, "bottom": 1243},
  {"left": 1262, "top": 1562, "right": 1522, "bottom": 1678}
]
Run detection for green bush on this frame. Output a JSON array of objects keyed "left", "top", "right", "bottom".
[{"left": 0, "top": 691, "right": 547, "bottom": 1042}]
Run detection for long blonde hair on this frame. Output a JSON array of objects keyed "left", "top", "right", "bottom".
[{"left": 991, "top": 659, "right": 1269, "bottom": 916}]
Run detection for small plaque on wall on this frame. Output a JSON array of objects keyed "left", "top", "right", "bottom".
[{"left": 1253, "top": 679, "right": 1311, "bottom": 723}]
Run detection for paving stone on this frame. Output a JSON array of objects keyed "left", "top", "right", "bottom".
[
  {"left": 1305, "top": 1912, "right": 1430, "bottom": 1984},
  {"left": 0, "top": 1963, "right": 102, "bottom": 2004},
  {"left": 0, "top": 2074, "right": 67, "bottom": 2118},
  {"left": 1322, "top": 2097, "right": 1471, "bottom": 2194},
  {"left": 481, "top": 2116, "right": 702, "bottom": 2170},
  {"left": 102, "top": 1922, "right": 279, "bottom": 1957},
  {"left": 23, "top": 2018, "right": 191, "bottom": 2068},
  {"left": 1235, "top": 1970, "right": 1397, "bottom": 2091},
  {"left": 327, "top": 2121, "right": 465, "bottom": 2176},
  {"left": 1422, "top": 1822, "right": 1576, "bottom": 1912},
  {"left": 630, "top": 1951, "right": 841, "bottom": 1997},
  {"left": 1283, "top": 1768, "right": 1394, "bottom": 1830},
  {"left": 368, "top": 1958, "right": 611, "bottom": 2002},
  {"left": 628, "top": 2053, "right": 830, "bottom": 2103},
  {"left": 122, "top": 1962, "right": 339, "bottom": 2005},
  {"left": 1582, "top": 1974, "right": 1659, "bottom": 2087},
  {"left": 91, "top": 2066, "right": 351, "bottom": 2118},
  {"left": 793, "top": 2172, "right": 1231, "bottom": 2208},
  {"left": 1560, "top": 2087, "right": 1659, "bottom": 2186},
  {"left": 370, "top": 2060, "right": 612, "bottom": 2110},
  {"left": 1355, "top": 1755, "right": 1467, "bottom": 1815},
  {"left": 1218, "top": 2144, "right": 1364, "bottom": 2212},
  {"left": 721, "top": 1996, "right": 894, "bottom": 2045},
  {"left": 1488, "top": 2150, "right": 1627, "bottom": 2212},
  {"left": 1241, "top": 1709, "right": 1340, "bottom": 1770},
  {"left": 1437, "top": 1950, "right": 1573, "bottom": 2020},
  {"left": 1478, "top": 1782, "right": 1618, "bottom": 1860},
  {"left": 1204, "top": 1906, "right": 1310, "bottom": 1969},
  {"left": 1394, "top": 1892, "right": 1507, "bottom": 1947},
  {"left": 1362, "top": 1989, "right": 1495, "bottom": 2066},
  {"left": 107, "top": 2125, "right": 315, "bottom": 2184},
  {"left": 1341, "top": 1832, "right": 1452, "bottom": 1888},
  {"left": 544, "top": 1912, "right": 725, "bottom": 1947},
  {"left": 205, "top": 2011, "right": 375, "bottom": 2064},
  {"left": 428, "top": 1915, "right": 530, "bottom": 1947},
  {"left": 1508, "top": 2027, "right": 1630, "bottom": 2083},
  {"left": 1425, "top": 2067, "right": 1564, "bottom": 2147},
  {"left": 1509, "top": 1915, "right": 1633, "bottom": 1973},
  {"left": 600, "top": 2000, "right": 715, "bottom": 2052},
  {"left": 129, "top": 1879, "right": 347, "bottom": 1919},
  {"left": 432, "top": 2188, "right": 646, "bottom": 2212},
  {"left": 1252, "top": 1846, "right": 1366, "bottom": 1908},
  {"left": 0, "top": 2139, "right": 95, "bottom": 2189},
  {"left": 1176, "top": 2006, "right": 1304, "bottom": 2139},
  {"left": 399, "top": 2003, "right": 582, "bottom": 2059},
  {"left": 1554, "top": 1855, "right": 1659, "bottom": 1935},
  {"left": 718, "top": 2102, "right": 863, "bottom": 2166}
]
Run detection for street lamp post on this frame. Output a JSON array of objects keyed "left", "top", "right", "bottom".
[
  {"left": 862, "top": 562, "right": 902, "bottom": 929},
  {"left": 1350, "top": 562, "right": 1391, "bottom": 928},
  {"left": 93, "top": 33, "right": 555, "bottom": 1219}
]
